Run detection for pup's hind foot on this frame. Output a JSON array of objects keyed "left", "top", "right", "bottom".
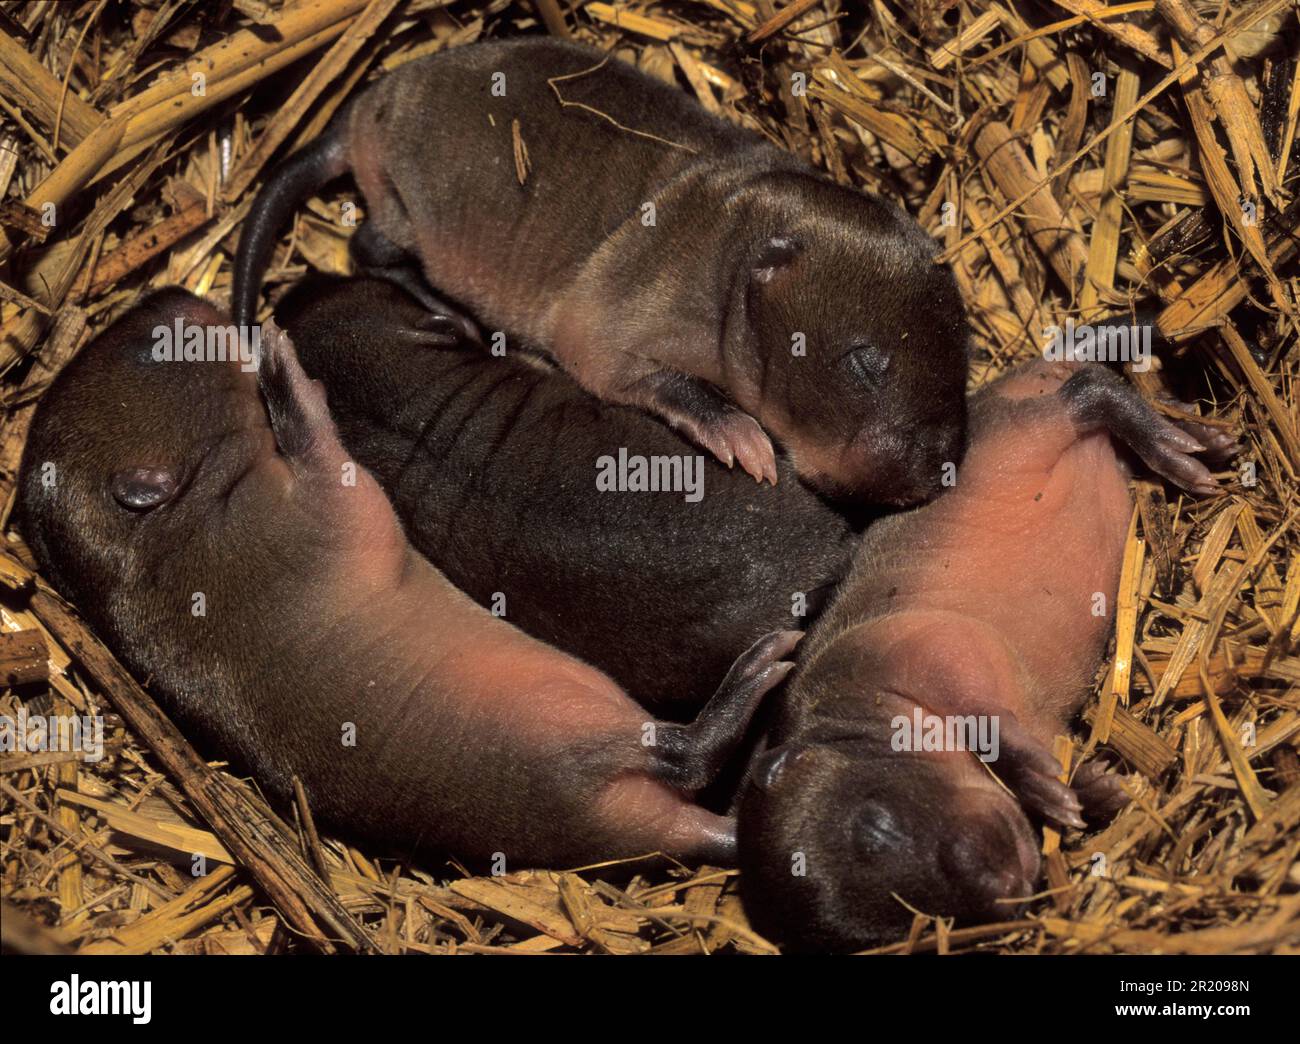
[
  {"left": 349, "top": 221, "right": 482, "bottom": 346},
  {"left": 650, "top": 629, "right": 801, "bottom": 791}
]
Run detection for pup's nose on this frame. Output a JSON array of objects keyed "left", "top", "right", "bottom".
[
  {"left": 938, "top": 808, "right": 1039, "bottom": 918},
  {"left": 893, "top": 422, "right": 965, "bottom": 505}
]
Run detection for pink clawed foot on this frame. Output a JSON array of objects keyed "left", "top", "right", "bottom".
[
  {"left": 635, "top": 370, "right": 780, "bottom": 486},
  {"left": 696, "top": 411, "right": 778, "bottom": 485},
  {"left": 1142, "top": 418, "right": 1224, "bottom": 496},
  {"left": 1158, "top": 398, "right": 1242, "bottom": 464}
]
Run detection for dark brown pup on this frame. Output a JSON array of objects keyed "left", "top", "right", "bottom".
[
  {"left": 273, "top": 274, "right": 856, "bottom": 712},
  {"left": 738, "top": 360, "right": 1236, "bottom": 951},
  {"left": 233, "top": 38, "right": 970, "bottom": 507},
  {"left": 18, "top": 290, "right": 800, "bottom": 866}
]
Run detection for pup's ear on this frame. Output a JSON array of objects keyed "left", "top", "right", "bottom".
[
  {"left": 751, "top": 235, "right": 802, "bottom": 285},
  {"left": 110, "top": 466, "right": 180, "bottom": 510},
  {"left": 749, "top": 742, "right": 812, "bottom": 792}
]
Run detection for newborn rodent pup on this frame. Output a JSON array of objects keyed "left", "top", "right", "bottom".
[
  {"left": 738, "top": 360, "right": 1235, "bottom": 951},
  {"left": 233, "top": 37, "right": 971, "bottom": 507},
  {"left": 18, "top": 289, "right": 800, "bottom": 866},
  {"left": 273, "top": 274, "right": 856, "bottom": 711}
]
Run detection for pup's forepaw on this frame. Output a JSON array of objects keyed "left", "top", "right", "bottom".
[
  {"left": 1071, "top": 757, "right": 1131, "bottom": 820},
  {"left": 704, "top": 411, "right": 778, "bottom": 486},
  {"left": 995, "top": 714, "right": 1086, "bottom": 830}
]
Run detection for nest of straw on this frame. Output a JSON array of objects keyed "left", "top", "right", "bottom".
[{"left": 0, "top": 0, "right": 1297, "bottom": 955}]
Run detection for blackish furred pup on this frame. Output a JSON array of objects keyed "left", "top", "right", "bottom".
[
  {"left": 18, "top": 290, "right": 801, "bottom": 865},
  {"left": 274, "top": 274, "right": 856, "bottom": 712},
  {"left": 233, "top": 37, "right": 970, "bottom": 507},
  {"left": 738, "top": 360, "right": 1236, "bottom": 951}
]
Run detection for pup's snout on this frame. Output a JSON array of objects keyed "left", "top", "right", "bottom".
[
  {"left": 928, "top": 419, "right": 965, "bottom": 475},
  {"left": 777, "top": 401, "right": 966, "bottom": 507},
  {"left": 893, "top": 420, "right": 965, "bottom": 504},
  {"left": 937, "top": 803, "right": 1040, "bottom": 919},
  {"left": 830, "top": 416, "right": 964, "bottom": 508}
]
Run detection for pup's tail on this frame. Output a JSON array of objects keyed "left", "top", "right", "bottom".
[{"left": 231, "top": 121, "right": 349, "bottom": 328}]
